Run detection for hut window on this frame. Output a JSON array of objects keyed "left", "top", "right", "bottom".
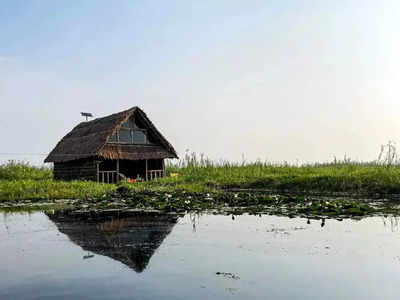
[
  {"left": 132, "top": 130, "right": 147, "bottom": 144},
  {"left": 119, "top": 129, "right": 132, "bottom": 143},
  {"left": 121, "top": 119, "right": 135, "bottom": 129},
  {"left": 108, "top": 117, "right": 149, "bottom": 144}
]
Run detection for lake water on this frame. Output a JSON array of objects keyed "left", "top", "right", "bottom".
[{"left": 1, "top": 211, "right": 399, "bottom": 299}]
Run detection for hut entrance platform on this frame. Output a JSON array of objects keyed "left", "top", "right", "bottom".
[{"left": 97, "top": 159, "right": 165, "bottom": 184}]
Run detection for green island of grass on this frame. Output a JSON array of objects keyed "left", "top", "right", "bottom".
[{"left": 1, "top": 159, "right": 400, "bottom": 218}]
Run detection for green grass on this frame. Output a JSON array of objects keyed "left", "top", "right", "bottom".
[
  {"left": 0, "top": 179, "right": 115, "bottom": 202},
  {"left": 147, "top": 160, "right": 400, "bottom": 195},
  {"left": 0, "top": 160, "right": 52, "bottom": 181},
  {"left": 2, "top": 158, "right": 400, "bottom": 203},
  {"left": 0, "top": 161, "right": 115, "bottom": 202}
]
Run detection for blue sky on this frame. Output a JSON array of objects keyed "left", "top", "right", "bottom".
[{"left": 1, "top": 0, "right": 400, "bottom": 164}]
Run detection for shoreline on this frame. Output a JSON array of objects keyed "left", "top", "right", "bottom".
[{"left": 2, "top": 189, "right": 400, "bottom": 219}]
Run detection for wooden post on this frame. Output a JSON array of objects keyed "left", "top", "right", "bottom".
[
  {"left": 162, "top": 159, "right": 165, "bottom": 177},
  {"left": 145, "top": 159, "right": 148, "bottom": 181},
  {"left": 116, "top": 159, "right": 120, "bottom": 183},
  {"left": 96, "top": 161, "right": 100, "bottom": 183}
]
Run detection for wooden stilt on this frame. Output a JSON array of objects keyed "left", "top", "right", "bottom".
[
  {"left": 116, "top": 159, "right": 120, "bottom": 183},
  {"left": 96, "top": 161, "right": 100, "bottom": 183},
  {"left": 145, "top": 159, "right": 148, "bottom": 181}
]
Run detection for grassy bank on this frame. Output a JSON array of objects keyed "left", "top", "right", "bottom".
[
  {"left": 3, "top": 160, "right": 400, "bottom": 201},
  {"left": 2, "top": 161, "right": 400, "bottom": 217},
  {"left": 0, "top": 161, "right": 115, "bottom": 201},
  {"left": 139, "top": 160, "right": 400, "bottom": 196}
]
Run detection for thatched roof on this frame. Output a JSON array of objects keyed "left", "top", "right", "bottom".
[{"left": 45, "top": 107, "right": 178, "bottom": 163}]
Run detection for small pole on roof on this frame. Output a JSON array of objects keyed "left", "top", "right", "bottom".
[{"left": 81, "top": 112, "right": 93, "bottom": 121}]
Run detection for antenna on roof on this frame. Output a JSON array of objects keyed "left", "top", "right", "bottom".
[{"left": 81, "top": 112, "right": 93, "bottom": 121}]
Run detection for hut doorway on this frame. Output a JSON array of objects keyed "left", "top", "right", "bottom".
[{"left": 119, "top": 159, "right": 146, "bottom": 181}]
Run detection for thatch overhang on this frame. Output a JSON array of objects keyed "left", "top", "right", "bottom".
[{"left": 44, "top": 107, "right": 178, "bottom": 163}]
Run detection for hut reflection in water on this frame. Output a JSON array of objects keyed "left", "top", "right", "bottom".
[{"left": 47, "top": 212, "right": 178, "bottom": 273}]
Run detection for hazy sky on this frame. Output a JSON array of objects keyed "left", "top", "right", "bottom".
[{"left": 1, "top": 0, "right": 399, "bottom": 164}]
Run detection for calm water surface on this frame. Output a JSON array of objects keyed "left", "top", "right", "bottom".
[{"left": 1, "top": 211, "right": 399, "bottom": 299}]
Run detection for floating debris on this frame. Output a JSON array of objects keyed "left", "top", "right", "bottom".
[
  {"left": 83, "top": 253, "right": 94, "bottom": 260},
  {"left": 216, "top": 272, "right": 240, "bottom": 280}
]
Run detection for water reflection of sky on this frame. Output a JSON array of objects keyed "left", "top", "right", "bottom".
[{"left": 1, "top": 212, "right": 399, "bottom": 300}]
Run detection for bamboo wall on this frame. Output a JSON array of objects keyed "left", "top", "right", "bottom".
[{"left": 54, "top": 158, "right": 97, "bottom": 181}]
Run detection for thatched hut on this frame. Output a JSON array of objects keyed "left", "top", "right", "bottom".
[{"left": 44, "top": 107, "right": 178, "bottom": 183}]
